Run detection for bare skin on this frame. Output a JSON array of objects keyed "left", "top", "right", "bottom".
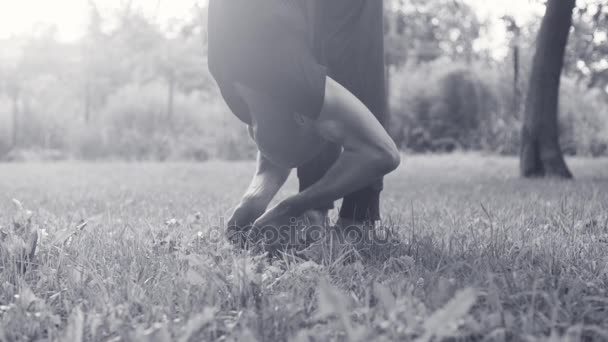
[
  {"left": 225, "top": 152, "right": 290, "bottom": 246},
  {"left": 227, "top": 77, "right": 400, "bottom": 252}
]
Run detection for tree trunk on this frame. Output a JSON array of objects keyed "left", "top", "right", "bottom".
[
  {"left": 512, "top": 44, "right": 520, "bottom": 115},
  {"left": 167, "top": 71, "right": 175, "bottom": 123},
  {"left": 11, "top": 93, "right": 19, "bottom": 148},
  {"left": 520, "top": 0, "right": 575, "bottom": 179},
  {"left": 84, "top": 78, "right": 91, "bottom": 123}
]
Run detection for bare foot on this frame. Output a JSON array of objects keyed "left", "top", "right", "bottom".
[
  {"left": 297, "top": 209, "right": 330, "bottom": 247},
  {"left": 259, "top": 209, "right": 330, "bottom": 255},
  {"left": 226, "top": 199, "right": 266, "bottom": 248}
]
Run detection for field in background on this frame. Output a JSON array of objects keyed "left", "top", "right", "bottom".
[{"left": 1, "top": 154, "right": 608, "bottom": 341}]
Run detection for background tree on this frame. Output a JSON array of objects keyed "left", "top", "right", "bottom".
[
  {"left": 567, "top": 1, "right": 608, "bottom": 90},
  {"left": 156, "top": 26, "right": 212, "bottom": 128},
  {"left": 502, "top": 15, "right": 523, "bottom": 114},
  {"left": 0, "top": 0, "right": 605, "bottom": 161},
  {"left": 0, "top": 41, "right": 23, "bottom": 149},
  {"left": 81, "top": 1, "right": 105, "bottom": 123},
  {"left": 520, "top": 0, "right": 577, "bottom": 178},
  {"left": 384, "top": 0, "right": 483, "bottom": 148},
  {"left": 4, "top": 69, "right": 20, "bottom": 149},
  {"left": 384, "top": 0, "right": 481, "bottom": 67}
]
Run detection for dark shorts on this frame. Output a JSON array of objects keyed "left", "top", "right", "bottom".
[{"left": 208, "top": 0, "right": 327, "bottom": 125}]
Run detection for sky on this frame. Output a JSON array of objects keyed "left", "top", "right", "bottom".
[
  {"left": 0, "top": 0, "right": 205, "bottom": 41},
  {"left": 468, "top": 0, "right": 544, "bottom": 23},
  {"left": 0, "top": 0, "right": 543, "bottom": 51},
  {"left": 468, "top": 0, "right": 545, "bottom": 58}
]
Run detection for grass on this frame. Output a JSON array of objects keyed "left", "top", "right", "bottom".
[{"left": 1, "top": 153, "right": 608, "bottom": 341}]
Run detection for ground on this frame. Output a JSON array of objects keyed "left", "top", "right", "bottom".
[{"left": 1, "top": 154, "right": 608, "bottom": 341}]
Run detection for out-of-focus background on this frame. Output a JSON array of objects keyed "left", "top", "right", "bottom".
[
  {"left": 1, "top": 3, "right": 608, "bottom": 340},
  {"left": 0, "top": 0, "right": 606, "bottom": 162}
]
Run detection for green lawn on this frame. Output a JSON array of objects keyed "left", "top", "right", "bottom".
[{"left": 1, "top": 154, "right": 608, "bottom": 341}]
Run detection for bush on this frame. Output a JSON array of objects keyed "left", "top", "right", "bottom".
[
  {"left": 559, "top": 77, "right": 608, "bottom": 157},
  {"left": 389, "top": 58, "right": 608, "bottom": 156},
  {"left": 2, "top": 148, "right": 69, "bottom": 162},
  {"left": 390, "top": 59, "right": 499, "bottom": 152},
  {"left": 74, "top": 82, "right": 256, "bottom": 161},
  {"left": 71, "top": 126, "right": 109, "bottom": 161},
  {"left": 3, "top": 56, "right": 605, "bottom": 161}
]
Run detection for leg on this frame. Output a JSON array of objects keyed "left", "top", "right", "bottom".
[
  {"left": 295, "top": 145, "right": 341, "bottom": 246},
  {"left": 227, "top": 150, "right": 290, "bottom": 247},
  {"left": 317, "top": 0, "right": 388, "bottom": 223},
  {"left": 297, "top": 143, "right": 341, "bottom": 212},
  {"left": 253, "top": 76, "right": 400, "bottom": 254}
]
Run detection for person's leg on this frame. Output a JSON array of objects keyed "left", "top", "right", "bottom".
[
  {"left": 296, "top": 144, "right": 341, "bottom": 211},
  {"left": 252, "top": 76, "right": 400, "bottom": 254},
  {"left": 295, "top": 0, "right": 340, "bottom": 219},
  {"left": 295, "top": 149, "right": 339, "bottom": 246},
  {"left": 316, "top": 0, "right": 388, "bottom": 223}
]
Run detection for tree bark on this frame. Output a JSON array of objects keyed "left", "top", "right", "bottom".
[
  {"left": 84, "top": 78, "right": 91, "bottom": 123},
  {"left": 512, "top": 44, "right": 520, "bottom": 115},
  {"left": 520, "top": 0, "right": 575, "bottom": 179},
  {"left": 11, "top": 93, "right": 19, "bottom": 148},
  {"left": 167, "top": 71, "right": 175, "bottom": 123}
]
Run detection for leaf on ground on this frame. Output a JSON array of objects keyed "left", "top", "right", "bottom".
[
  {"left": 262, "top": 264, "right": 282, "bottom": 283},
  {"left": 2, "top": 234, "right": 27, "bottom": 256},
  {"left": 16, "top": 286, "right": 38, "bottom": 309},
  {"left": 140, "top": 323, "right": 172, "bottom": 342},
  {"left": 88, "top": 313, "right": 104, "bottom": 340},
  {"left": 178, "top": 253, "right": 207, "bottom": 268},
  {"left": 315, "top": 278, "right": 364, "bottom": 341},
  {"left": 165, "top": 218, "right": 180, "bottom": 227},
  {"left": 76, "top": 220, "right": 88, "bottom": 231},
  {"left": 417, "top": 287, "right": 478, "bottom": 342},
  {"left": 186, "top": 212, "right": 201, "bottom": 225},
  {"left": 0, "top": 326, "right": 7, "bottom": 342},
  {"left": 315, "top": 278, "right": 349, "bottom": 320},
  {"left": 237, "top": 328, "right": 259, "bottom": 342},
  {"left": 52, "top": 228, "right": 77, "bottom": 246},
  {"left": 25, "top": 229, "right": 37, "bottom": 260},
  {"left": 185, "top": 269, "right": 205, "bottom": 286},
  {"left": 179, "top": 307, "right": 217, "bottom": 342},
  {"left": 12, "top": 199, "right": 23, "bottom": 211},
  {"left": 63, "top": 307, "right": 84, "bottom": 342},
  {"left": 373, "top": 282, "right": 396, "bottom": 312},
  {"left": 0, "top": 227, "right": 7, "bottom": 242},
  {"left": 294, "top": 260, "right": 323, "bottom": 274}
]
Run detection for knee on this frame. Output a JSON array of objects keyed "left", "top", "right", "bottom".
[
  {"left": 374, "top": 142, "right": 401, "bottom": 174},
  {"left": 385, "top": 145, "right": 402, "bottom": 172}
]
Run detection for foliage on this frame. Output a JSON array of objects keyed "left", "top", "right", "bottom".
[
  {"left": 567, "top": 1, "right": 608, "bottom": 90},
  {"left": 385, "top": 0, "right": 482, "bottom": 66},
  {"left": 390, "top": 59, "right": 505, "bottom": 152},
  {"left": 0, "top": 0, "right": 606, "bottom": 161},
  {"left": 73, "top": 82, "right": 255, "bottom": 161},
  {"left": 559, "top": 77, "right": 608, "bottom": 156},
  {"left": 0, "top": 4, "right": 258, "bottom": 161},
  {"left": 389, "top": 57, "right": 608, "bottom": 156}
]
